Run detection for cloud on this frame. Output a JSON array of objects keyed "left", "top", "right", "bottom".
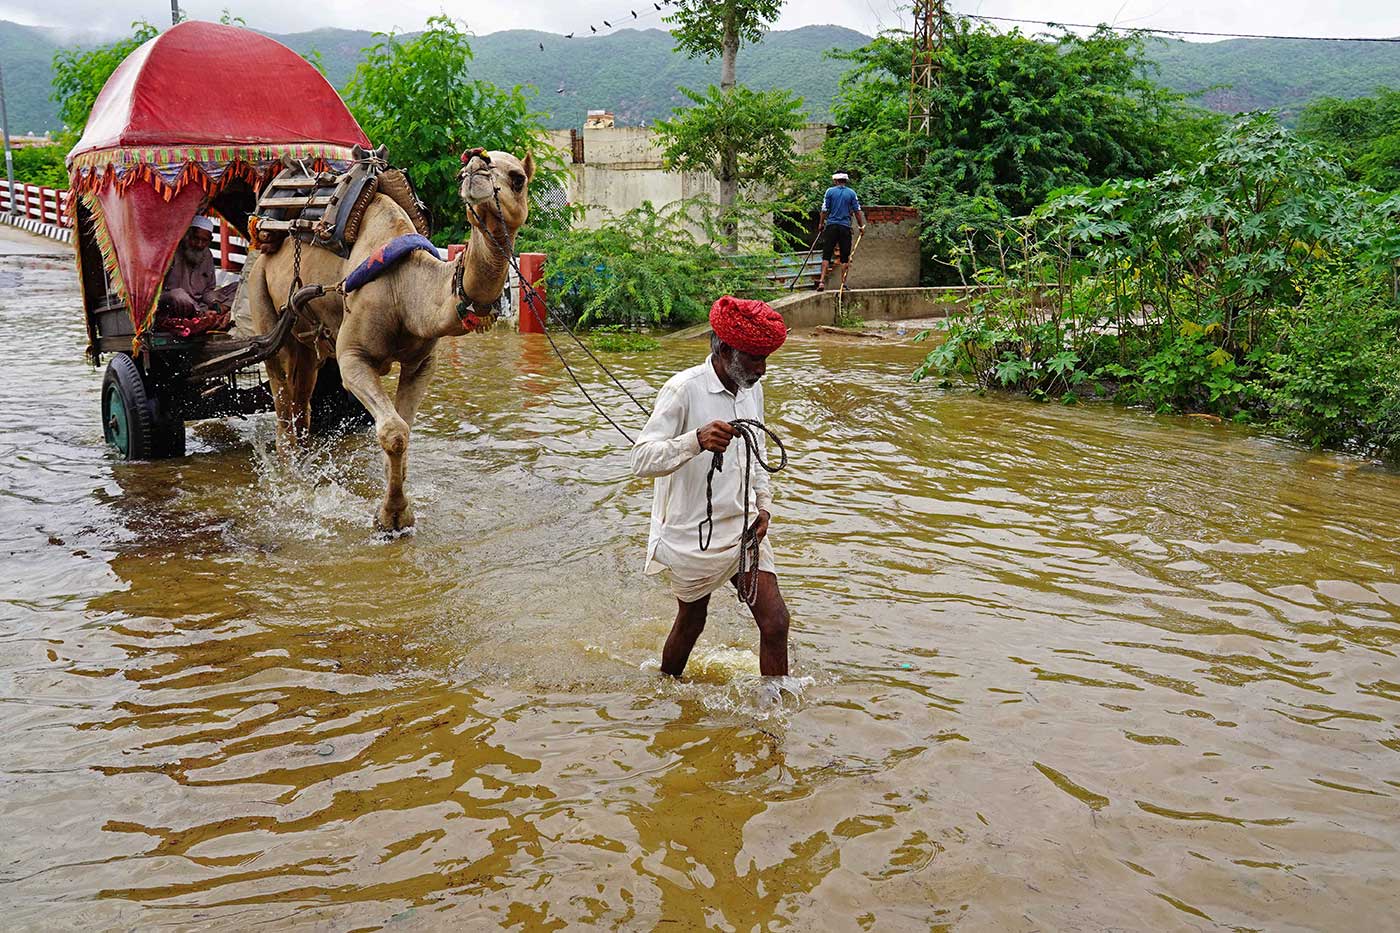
[{"left": 4, "top": 0, "right": 1398, "bottom": 42}]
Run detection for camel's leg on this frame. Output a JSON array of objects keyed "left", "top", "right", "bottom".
[
  {"left": 248, "top": 260, "right": 321, "bottom": 452},
  {"left": 337, "top": 348, "right": 416, "bottom": 531},
  {"left": 375, "top": 352, "right": 437, "bottom": 529},
  {"left": 247, "top": 260, "right": 295, "bottom": 453}
]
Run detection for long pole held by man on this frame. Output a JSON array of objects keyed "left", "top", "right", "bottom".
[{"left": 631, "top": 297, "right": 793, "bottom": 678}]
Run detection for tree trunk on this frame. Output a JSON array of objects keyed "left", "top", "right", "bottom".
[{"left": 719, "top": 1, "right": 740, "bottom": 251}]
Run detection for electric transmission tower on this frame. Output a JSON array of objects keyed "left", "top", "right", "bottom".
[{"left": 906, "top": 0, "right": 946, "bottom": 175}]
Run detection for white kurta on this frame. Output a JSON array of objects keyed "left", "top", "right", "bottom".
[{"left": 631, "top": 356, "right": 776, "bottom": 601}]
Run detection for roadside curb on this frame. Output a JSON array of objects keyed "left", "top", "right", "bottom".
[{"left": 0, "top": 212, "right": 73, "bottom": 246}]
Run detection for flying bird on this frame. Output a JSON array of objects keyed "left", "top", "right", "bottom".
[
  {"left": 538, "top": 42, "right": 545, "bottom": 51},
  {"left": 603, "top": 20, "right": 611, "bottom": 27},
  {"left": 631, "top": 10, "right": 638, "bottom": 17},
  {"left": 590, "top": 24, "right": 597, "bottom": 32},
  {"left": 654, "top": 2, "right": 661, "bottom": 8},
  {"left": 566, "top": 32, "right": 574, "bottom": 38},
  {"left": 557, "top": 86, "right": 566, "bottom": 93}
]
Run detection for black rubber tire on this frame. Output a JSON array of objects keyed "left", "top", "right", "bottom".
[
  {"left": 309, "top": 359, "right": 373, "bottom": 435},
  {"left": 102, "top": 354, "right": 156, "bottom": 460},
  {"left": 101, "top": 354, "right": 186, "bottom": 460}
]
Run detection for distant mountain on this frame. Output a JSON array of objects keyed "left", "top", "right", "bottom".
[
  {"left": 0, "top": 21, "right": 66, "bottom": 136},
  {"left": 0, "top": 21, "right": 868, "bottom": 136},
  {"left": 6, "top": 19, "right": 1400, "bottom": 137},
  {"left": 1148, "top": 35, "right": 1400, "bottom": 120}
]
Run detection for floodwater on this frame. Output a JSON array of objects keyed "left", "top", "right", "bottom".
[{"left": 3, "top": 250, "right": 1400, "bottom": 932}]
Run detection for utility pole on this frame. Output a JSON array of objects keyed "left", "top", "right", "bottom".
[
  {"left": 170, "top": 0, "right": 180, "bottom": 25},
  {"left": 0, "top": 60, "right": 15, "bottom": 214},
  {"left": 905, "top": 0, "right": 946, "bottom": 177}
]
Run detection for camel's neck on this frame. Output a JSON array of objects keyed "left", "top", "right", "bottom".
[{"left": 422, "top": 212, "right": 516, "bottom": 339}]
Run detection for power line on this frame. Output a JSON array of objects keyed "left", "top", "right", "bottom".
[{"left": 965, "top": 13, "right": 1400, "bottom": 44}]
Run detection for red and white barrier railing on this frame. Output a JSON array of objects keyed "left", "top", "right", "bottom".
[{"left": 0, "top": 179, "right": 72, "bottom": 226}]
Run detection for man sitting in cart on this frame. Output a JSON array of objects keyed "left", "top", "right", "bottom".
[{"left": 158, "top": 215, "right": 238, "bottom": 334}]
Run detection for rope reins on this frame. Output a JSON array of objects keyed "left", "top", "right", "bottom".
[
  {"left": 698, "top": 418, "right": 787, "bottom": 605},
  {"left": 465, "top": 169, "right": 791, "bottom": 605},
  {"left": 463, "top": 184, "right": 650, "bottom": 444}
]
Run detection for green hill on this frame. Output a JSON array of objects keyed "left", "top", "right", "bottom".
[
  {"left": 0, "top": 21, "right": 868, "bottom": 135},
  {"left": 1149, "top": 35, "right": 1400, "bottom": 121},
  {"left": 6, "top": 19, "right": 1400, "bottom": 137},
  {"left": 0, "top": 21, "right": 64, "bottom": 136}
]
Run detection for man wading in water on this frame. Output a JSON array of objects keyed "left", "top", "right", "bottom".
[{"left": 631, "top": 297, "right": 792, "bottom": 677}]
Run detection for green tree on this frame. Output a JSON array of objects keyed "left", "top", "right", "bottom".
[
  {"left": 51, "top": 20, "right": 159, "bottom": 140},
  {"left": 660, "top": 0, "right": 796, "bottom": 249},
  {"left": 805, "top": 18, "right": 1217, "bottom": 280},
  {"left": 653, "top": 84, "right": 804, "bottom": 224},
  {"left": 343, "top": 16, "right": 561, "bottom": 245},
  {"left": 1297, "top": 88, "right": 1400, "bottom": 195}
]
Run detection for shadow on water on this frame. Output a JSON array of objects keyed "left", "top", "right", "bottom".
[{"left": 4, "top": 254, "right": 1400, "bottom": 928}]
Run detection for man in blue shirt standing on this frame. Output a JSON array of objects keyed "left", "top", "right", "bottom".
[{"left": 817, "top": 172, "right": 867, "bottom": 291}]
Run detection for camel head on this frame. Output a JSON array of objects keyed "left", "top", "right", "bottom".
[{"left": 459, "top": 148, "right": 534, "bottom": 236}]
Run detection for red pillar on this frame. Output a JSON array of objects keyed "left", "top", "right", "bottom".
[
  {"left": 218, "top": 220, "right": 232, "bottom": 271},
  {"left": 518, "top": 252, "right": 547, "bottom": 334}
]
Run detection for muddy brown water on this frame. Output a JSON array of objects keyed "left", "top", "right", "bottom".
[{"left": 3, "top": 252, "right": 1400, "bottom": 931}]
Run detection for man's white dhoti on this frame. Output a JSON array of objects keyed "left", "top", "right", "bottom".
[
  {"left": 649, "top": 536, "right": 776, "bottom": 603},
  {"left": 632, "top": 356, "right": 776, "bottom": 603}
]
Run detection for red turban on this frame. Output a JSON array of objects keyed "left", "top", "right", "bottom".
[{"left": 709, "top": 296, "right": 787, "bottom": 356}]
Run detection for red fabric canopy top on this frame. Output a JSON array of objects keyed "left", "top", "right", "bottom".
[
  {"left": 69, "top": 21, "right": 369, "bottom": 159},
  {"left": 67, "top": 22, "right": 372, "bottom": 345}
]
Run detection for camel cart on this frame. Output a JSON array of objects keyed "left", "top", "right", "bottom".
[{"left": 69, "top": 21, "right": 374, "bottom": 459}]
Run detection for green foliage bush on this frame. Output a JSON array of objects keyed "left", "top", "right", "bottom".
[
  {"left": 797, "top": 18, "right": 1221, "bottom": 284},
  {"left": 522, "top": 200, "right": 775, "bottom": 329},
  {"left": 343, "top": 16, "right": 565, "bottom": 246},
  {"left": 1254, "top": 267, "right": 1400, "bottom": 455},
  {"left": 1297, "top": 87, "right": 1400, "bottom": 196},
  {"left": 917, "top": 115, "right": 1400, "bottom": 460},
  {"left": 9, "top": 145, "right": 67, "bottom": 187}
]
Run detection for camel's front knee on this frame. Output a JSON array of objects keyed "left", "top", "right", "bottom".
[{"left": 377, "top": 418, "right": 409, "bottom": 458}]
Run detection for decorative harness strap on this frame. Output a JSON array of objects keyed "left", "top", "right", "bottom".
[{"left": 451, "top": 247, "right": 489, "bottom": 333}]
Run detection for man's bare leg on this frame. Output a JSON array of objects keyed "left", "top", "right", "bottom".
[
  {"left": 735, "top": 570, "right": 790, "bottom": 676},
  {"left": 661, "top": 595, "right": 710, "bottom": 677},
  {"left": 817, "top": 260, "right": 830, "bottom": 290}
]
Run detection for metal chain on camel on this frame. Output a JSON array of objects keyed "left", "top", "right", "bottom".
[{"left": 697, "top": 418, "right": 787, "bottom": 606}]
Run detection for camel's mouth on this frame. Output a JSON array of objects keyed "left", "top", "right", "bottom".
[{"left": 461, "top": 171, "right": 497, "bottom": 206}]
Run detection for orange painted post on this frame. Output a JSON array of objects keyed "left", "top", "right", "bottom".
[
  {"left": 518, "top": 252, "right": 547, "bottom": 334},
  {"left": 218, "top": 220, "right": 231, "bottom": 270}
]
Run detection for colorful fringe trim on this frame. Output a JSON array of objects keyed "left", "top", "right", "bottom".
[{"left": 71, "top": 144, "right": 356, "bottom": 347}]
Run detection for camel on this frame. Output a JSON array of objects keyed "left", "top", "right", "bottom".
[{"left": 246, "top": 149, "right": 534, "bottom": 531}]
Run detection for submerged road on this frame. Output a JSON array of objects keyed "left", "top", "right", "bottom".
[{"left": 3, "top": 252, "right": 1400, "bottom": 929}]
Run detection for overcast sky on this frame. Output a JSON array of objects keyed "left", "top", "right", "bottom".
[{"left": 4, "top": 0, "right": 1399, "bottom": 43}]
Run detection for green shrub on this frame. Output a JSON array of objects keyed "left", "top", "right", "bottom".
[
  {"left": 522, "top": 200, "right": 775, "bottom": 329},
  {"left": 1254, "top": 266, "right": 1400, "bottom": 455},
  {"left": 8, "top": 145, "right": 67, "bottom": 187}
]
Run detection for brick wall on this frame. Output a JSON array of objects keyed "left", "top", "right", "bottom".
[{"left": 832, "top": 205, "right": 921, "bottom": 289}]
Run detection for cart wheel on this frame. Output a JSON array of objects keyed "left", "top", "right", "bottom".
[
  {"left": 310, "top": 359, "right": 373, "bottom": 435},
  {"left": 101, "top": 354, "right": 185, "bottom": 460}
]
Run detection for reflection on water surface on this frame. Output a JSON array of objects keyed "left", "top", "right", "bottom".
[{"left": 3, "top": 253, "right": 1400, "bottom": 929}]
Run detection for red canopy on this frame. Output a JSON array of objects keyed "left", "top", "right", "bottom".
[
  {"left": 67, "top": 22, "right": 371, "bottom": 342},
  {"left": 70, "top": 21, "right": 368, "bottom": 159}
]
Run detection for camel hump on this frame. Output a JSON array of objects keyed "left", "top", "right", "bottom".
[{"left": 375, "top": 169, "right": 433, "bottom": 239}]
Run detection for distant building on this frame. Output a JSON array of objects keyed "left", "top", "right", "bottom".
[{"left": 545, "top": 117, "right": 828, "bottom": 244}]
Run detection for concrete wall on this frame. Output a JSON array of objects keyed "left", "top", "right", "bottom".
[
  {"left": 771, "top": 286, "right": 990, "bottom": 329},
  {"left": 543, "top": 123, "right": 827, "bottom": 240},
  {"left": 821, "top": 205, "right": 921, "bottom": 290}
]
